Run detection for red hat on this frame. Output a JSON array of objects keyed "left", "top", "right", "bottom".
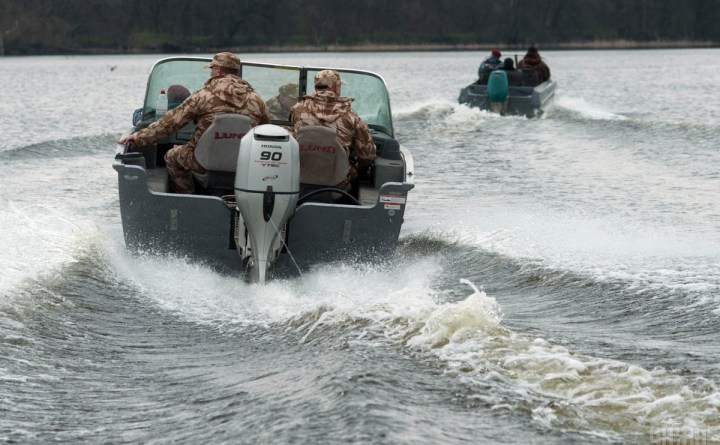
[{"left": 491, "top": 48, "right": 501, "bottom": 58}]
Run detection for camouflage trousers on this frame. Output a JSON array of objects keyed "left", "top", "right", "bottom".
[{"left": 164, "top": 144, "right": 206, "bottom": 194}]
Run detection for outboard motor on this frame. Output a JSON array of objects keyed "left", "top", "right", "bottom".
[
  {"left": 234, "top": 124, "right": 300, "bottom": 283},
  {"left": 487, "top": 70, "right": 509, "bottom": 114}
]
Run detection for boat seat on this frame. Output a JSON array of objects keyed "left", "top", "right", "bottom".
[
  {"left": 478, "top": 68, "right": 493, "bottom": 85},
  {"left": 507, "top": 69, "right": 524, "bottom": 86},
  {"left": 193, "top": 113, "right": 252, "bottom": 191},
  {"left": 296, "top": 125, "right": 351, "bottom": 203},
  {"left": 521, "top": 69, "right": 540, "bottom": 87}
]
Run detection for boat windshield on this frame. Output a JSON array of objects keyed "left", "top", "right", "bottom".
[{"left": 141, "top": 57, "right": 393, "bottom": 136}]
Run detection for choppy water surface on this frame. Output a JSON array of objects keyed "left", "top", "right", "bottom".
[{"left": 1, "top": 49, "right": 719, "bottom": 444}]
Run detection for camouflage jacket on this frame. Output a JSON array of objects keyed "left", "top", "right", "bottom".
[
  {"left": 290, "top": 91, "right": 376, "bottom": 167},
  {"left": 266, "top": 95, "right": 291, "bottom": 121},
  {"left": 266, "top": 96, "right": 283, "bottom": 120},
  {"left": 131, "top": 74, "right": 271, "bottom": 151}
]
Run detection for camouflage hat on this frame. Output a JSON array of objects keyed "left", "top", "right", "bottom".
[
  {"left": 203, "top": 52, "right": 241, "bottom": 70},
  {"left": 278, "top": 82, "right": 298, "bottom": 96},
  {"left": 314, "top": 70, "right": 346, "bottom": 88}
]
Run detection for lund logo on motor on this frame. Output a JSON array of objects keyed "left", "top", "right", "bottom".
[
  {"left": 300, "top": 144, "right": 336, "bottom": 154},
  {"left": 214, "top": 132, "right": 245, "bottom": 140}
]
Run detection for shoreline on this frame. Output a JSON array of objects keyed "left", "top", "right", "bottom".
[
  {"left": 2, "top": 40, "right": 718, "bottom": 57},
  {"left": 233, "top": 40, "right": 719, "bottom": 53}
]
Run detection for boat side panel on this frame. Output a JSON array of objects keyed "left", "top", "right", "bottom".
[
  {"left": 286, "top": 183, "right": 411, "bottom": 269},
  {"left": 114, "top": 162, "right": 242, "bottom": 272}
]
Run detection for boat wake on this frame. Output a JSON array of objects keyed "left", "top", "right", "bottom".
[
  {"left": 402, "top": 279, "right": 720, "bottom": 442},
  {"left": 393, "top": 100, "right": 457, "bottom": 125},
  {"left": 553, "top": 96, "right": 629, "bottom": 121},
  {"left": 3, "top": 217, "right": 718, "bottom": 443},
  {"left": 96, "top": 232, "right": 720, "bottom": 443},
  {"left": 0, "top": 194, "right": 104, "bottom": 301},
  {"left": 0, "top": 134, "right": 117, "bottom": 158}
]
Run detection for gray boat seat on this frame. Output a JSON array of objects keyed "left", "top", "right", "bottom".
[
  {"left": 507, "top": 69, "right": 524, "bottom": 86},
  {"left": 193, "top": 113, "right": 252, "bottom": 191},
  {"left": 296, "top": 125, "right": 351, "bottom": 203},
  {"left": 478, "top": 68, "right": 494, "bottom": 85},
  {"left": 521, "top": 69, "right": 540, "bottom": 86}
]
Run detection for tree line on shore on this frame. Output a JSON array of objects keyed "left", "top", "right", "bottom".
[{"left": 2, "top": 0, "right": 719, "bottom": 55}]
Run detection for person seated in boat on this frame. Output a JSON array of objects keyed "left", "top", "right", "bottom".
[
  {"left": 133, "top": 85, "right": 190, "bottom": 126},
  {"left": 130, "top": 85, "right": 192, "bottom": 126},
  {"left": 167, "top": 84, "right": 191, "bottom": 110},
  {"left": 265, "top": 82, "right": 299, "bottom": 121},
  {"left": 117, "top": 51, "right": 271, "bottom": 194},
  {"left": 500, "top": 58, "right": 524, "bottom": 86},
  {"left": 478, "top": 48, "right": 502, "bottom": 81},
  {"left": 290, "top": 70, "right": 376, "bottom": 189},
  {"left": 517, "top": 46, "right": 551, "bottom": 83}
]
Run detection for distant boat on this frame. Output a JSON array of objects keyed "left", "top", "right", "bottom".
[
  {"left": 113, "top": 56, "right": 414, "bottom": 283},
  {"left": 458, "top": 68, "right": 557, "bottom": 117}
]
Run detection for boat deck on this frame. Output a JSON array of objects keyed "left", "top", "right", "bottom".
[
  {"left": 146, "top": 167, "right": 381, "bottom": 206},
  {"left": 358, "top": 185, "right": 378, "bottom": 206}
]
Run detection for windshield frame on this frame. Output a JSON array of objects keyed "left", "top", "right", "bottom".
[{"left": 140, "top": 57, "right": 394, "bottom": 137}]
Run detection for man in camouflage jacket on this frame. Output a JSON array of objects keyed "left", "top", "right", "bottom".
[
  {"left": 118, "top": 52, "right": 271, "bottom": 194},
  {"left": 266, "top": 82, "right": 299, "bottom": 121},
  {"left": 290, "top": 70, "right": 376, "bottom": 186}
]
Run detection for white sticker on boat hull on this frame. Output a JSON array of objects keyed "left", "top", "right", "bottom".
[{"left": 380, "top": 194, "right": 406, "bottom": 205}]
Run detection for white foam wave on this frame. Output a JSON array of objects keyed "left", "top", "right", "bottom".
[
  {"left": 437, "top": 204, "right": 720, "bottom": 311},
  {"left": 0, "top": 195, "right": 98, "bottom": 299},
  {"left": 104, "top": 240, "right": 720, "bottom": 440},
  {"left": 555, "top": 96, "right": 628, "bottom": 121},
  {"left": 392, "top": 99, "right": 456, "bottom": 119},
  {"left": 402, "top": 280, "right": 720, "bottom": 440},
  {"left": 105, "top": 244, "right": 443, "bottom": 330}
]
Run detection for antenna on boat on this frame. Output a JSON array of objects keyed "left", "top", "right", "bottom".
[{"left": 270, "top": 218, "right": 303, "bottom": 277}]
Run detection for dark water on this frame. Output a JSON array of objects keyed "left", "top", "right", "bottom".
[{"left": 1, "top": 50, "right": 719, "bottom": 444}]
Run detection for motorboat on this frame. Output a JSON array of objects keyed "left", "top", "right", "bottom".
[
  {"left": 113, "top": 57, "right": 414, "bottom": 283},
  {"left": 458, "top": 68, "right": 556, "bottom": 117}
]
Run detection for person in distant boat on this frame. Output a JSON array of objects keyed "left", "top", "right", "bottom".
[
  {"left": 500, "top": 57, "right": 523, "bottom": 86},
  {"left": 478, "top": 48, "right": 503, "bottom": 79},
  {"left": 266, "top": 82, "right": 299, "bottom": 121},
  {"left": 517, "top": 46, "right": 551, "bottom": 83},
  {"left": 118, "top": 52, "right": 271, "bottom": 194},
  {"left": 500, "top": 58, "right": 514, "bottom": 71},
  {"left": 290, "top": 70, "right": 376, "bottom": 188}
]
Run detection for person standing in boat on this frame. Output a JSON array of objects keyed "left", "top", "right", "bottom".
[
  {"left": 478, "top": 48, "right": 503, "bottom": 79},
  {"left": 517, "top": 46, "right": 551, "bottom": 83},
  {"left": 289, "top": 70, "right": 376, "bottom": 188},
  {"left": 117, "top": 51, "right": 271, "bottom": 194}
]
